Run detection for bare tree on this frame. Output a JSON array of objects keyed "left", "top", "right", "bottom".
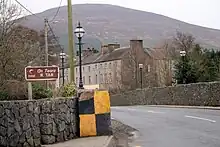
[
  {"left": 0, "top": 25, "right": 43, "bottom": 82},
  {"left": 0, "top": 1, "right": 43, "bottom": 87},
  {"left": 0, "top": 0, "right": 22, "bottom": 38},
  {"left": 172, "top": 31, "right": 195, "bottom": 54},
  {"left": 121, "top": 47, "right": 140, "bottom": 90},
  {"left": 156, "top": 41, "right": 174, "bottom": 86}
]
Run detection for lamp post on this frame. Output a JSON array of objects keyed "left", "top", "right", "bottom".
[
  {"left": 74, "top": 22, "right": 85, "bottom": 89},
  {"left": 139, "top": 63, "right": 143, "bottom": 89},
  {"left": 60, "top": 51, "right": 66, "bottom": 86},
  {"left": 180, "top": 50, "right": 186, "bottom": 84}
]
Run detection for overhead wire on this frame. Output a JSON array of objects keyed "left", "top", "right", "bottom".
[
  {"left": 13, "top": 0, "right": 42, "bottom": 20},
  {"left": 47, "top": 22, "right": 63, "bottom": 51},
  {"left": 49, "top": 0, "right": 63, "bottom": 22}
]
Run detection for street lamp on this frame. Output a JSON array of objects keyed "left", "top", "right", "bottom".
[
  {"left": 59, "top": 51, "right": 66, "bottom": 86},
  {"left": 139, "top": 63, "right": 143, "bottom": 89},
  {"left": 180, "top": 50, "right": 186, "bottom": 84},
  {"left": 180, "top": 50, "right": 186, "bottom": 57},
  {"left": 74, "top": 22, "right": 85, "bottom": 89}
]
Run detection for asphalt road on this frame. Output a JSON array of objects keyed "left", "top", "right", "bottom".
[{"left": 111, "top": 106, "right": 220, "bottom": 147}]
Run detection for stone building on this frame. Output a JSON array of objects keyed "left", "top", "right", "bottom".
[{"left": 73, "top": 39, "right": 172, "bottom": 90}]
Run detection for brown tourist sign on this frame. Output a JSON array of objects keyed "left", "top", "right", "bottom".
[{"left": 25, "top": 66, "right": 59, "bottom": 81}]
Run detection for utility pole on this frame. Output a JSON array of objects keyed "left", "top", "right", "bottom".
[
  {"left": 44, "top": 18, "right": 49, "bottom": 89},
  {"left": 67, "top": 0, "right": 75, "bottom": 83}
]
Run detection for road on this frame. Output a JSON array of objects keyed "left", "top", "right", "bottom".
[{"left": 111, "top": 106, "right": 220, "bottom": 147}]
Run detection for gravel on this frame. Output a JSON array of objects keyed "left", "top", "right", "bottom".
[{"left": 110, "top": 119, "right": 138, "bottom": 147}]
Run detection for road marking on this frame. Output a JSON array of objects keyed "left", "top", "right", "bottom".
[
  {"left": 112, "top": 107, "right": 165, "bottom": 114},
  {"left": 147, "top": 110, "right": 165, "bottom": 114},
  {"left": 185, "top": 115, "right": 216, "bottom": 123}
]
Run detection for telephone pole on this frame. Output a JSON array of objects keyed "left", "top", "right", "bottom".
[
  {"left": 67, "top": 0, "right": 75, "bottom": 83},
  {"left": 44, "top": 18, "right": 49, "bottom": 88}
]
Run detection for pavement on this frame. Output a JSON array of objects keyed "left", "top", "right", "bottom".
[
  {"left": 42, "top": 119, "right": 135, "bottom": 147},
  {"left": 111, "top": 106, "right": 220, "bottom": 147},
  {"left": 42, "top": 136, "right": 115, "bottom": 147}
]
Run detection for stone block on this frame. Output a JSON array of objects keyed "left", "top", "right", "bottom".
[
  {"left": 111, "top": 82, "right": 220, "bottom": 107},
  {"left": 42, "top": 135, "right": 56, "bottom": 144},
  {"left": 34, "top": 138, "right": 41, "bottom": 147},
  {"left": 41, "top": 124, "right": 53, "bottom": 135},
  {"left": 0, "top": 98, "right": 78, "bottom": 146}
]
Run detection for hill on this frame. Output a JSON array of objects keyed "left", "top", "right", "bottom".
[{"left": 21, "top": 4, "right": 220, "bottom": 51}]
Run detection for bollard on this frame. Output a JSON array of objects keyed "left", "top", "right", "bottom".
[{"left": 78, "top": 90, "right": 112, "bottom": 137}]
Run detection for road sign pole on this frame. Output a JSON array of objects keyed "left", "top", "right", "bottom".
[{"left": 28, "top": 82, "right": 33, "bottom": 100}]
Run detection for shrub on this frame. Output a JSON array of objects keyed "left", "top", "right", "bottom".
[
  {"left": 59, "top": 83, "right": 77, "bottom": 97},
  {"left": 0, "top": 91, "right": 9, "bottom": 101},
  {"left": 32, "top": 83, "right": 53, "bottom": 99}
]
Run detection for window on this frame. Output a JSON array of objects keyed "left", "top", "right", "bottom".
[
  {"left": 89, "top": 76, "right": 91, "bottom": 84},
  {"left": 83, "top": 76, "right": 85, "bottom": 84},
  {"left": 100, "top": 74, "right": 103, "bottom": 83},
  {"left": 148, "top": 65, "right": 151, "bottom": 72},
  {"left": 100, "top": 64, "right": 102, "bottom": 69},
  {"left": 83, "top": 67, "right": 84, "bottom": 71},
  {"left": 76, "top": 77, "right": 78, "bottom": 84},
  {"left": 88, "top": 66, "right": 91, "bottom": 72},
  {"left": 104, "top": 73, "right": 107, "bottom": 83},
  {"left": 95, "top": 64, "right": 97, "bottom": 69},
  {"left": 105, "top": 63, "right": 107, "bottom": 68},
  {"left": 109, "top": 63, "right": 112, "bottom": 68},
  {"left": 109, "top": 73, "right": 112, "bottom": 83},
  {"left": 76, "top": 68, "right": 78, "bottom": 73},
  {"left": 95, "top": 75, "right": 98, "bottom": 84}
]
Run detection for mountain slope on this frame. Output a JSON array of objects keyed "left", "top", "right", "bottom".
[{"left": 21, "top": 4, "right": 220, "bottom": 51}]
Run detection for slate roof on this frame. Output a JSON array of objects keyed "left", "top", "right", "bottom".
[
  {"left": 74, "top": 46, "right": 166, "bottom": 66},
  {"left": 144, "top": 48, "right": 166, "bottom": 60},
  {"left": 76, "top": 47, "right": 130, "bottom": 66}
]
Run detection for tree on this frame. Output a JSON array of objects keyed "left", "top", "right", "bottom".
[
  {"left": 156, "top": 41, "right": 174, "bottom": 86},
  {"left": 0, "top": 1, "right": 43, "bottom": 89},
  {"left": 172, "top": 31, "right": 195, "bottom": 53},
  {"left": 198, "top": 49, "right": 220, "bottom": 82},
  {"left": 0, "top": 25, "right": 43, "bottom": 82},
  {"left": 174, "top": 42, "right": 220, "bottom": 84},
  {"left": 174, "top": 55, "right": 198, "bottom": 84},
  {"left": 0, "top": 0, "right": 22, "bottom": 38}
]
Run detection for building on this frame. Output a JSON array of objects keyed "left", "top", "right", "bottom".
[{"left": 73, "top": 39, "right": 172, "bottom": 90}]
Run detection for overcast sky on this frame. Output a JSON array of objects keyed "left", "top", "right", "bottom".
[{"left": 18, "top": 0, "right": 220, "bottom": 29}]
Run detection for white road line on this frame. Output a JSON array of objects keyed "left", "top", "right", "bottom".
[
  {"left": 147, "top": 110, "right": 165, "bottom": 114},
  {"left": 185, "top": 115, "right": 216, "bottom": 123},
  {"left": 112, "top": 107, "right": 165, "bottom": 114}
]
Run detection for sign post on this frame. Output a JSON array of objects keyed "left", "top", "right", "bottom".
[
  {"left": 25, "top": 66, "right": 59, "bottom": 100},
  {"left": 28, "top": 82, "right": 33, "bottom": 100}
]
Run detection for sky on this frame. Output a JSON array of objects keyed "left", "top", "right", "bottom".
[{"left": 17, "top": 0, "right": 220, "bottom": 29}]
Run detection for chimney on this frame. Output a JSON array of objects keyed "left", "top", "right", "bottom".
[
  {"left": 107, "top": 43, "right": 120, "bottom": 52},
  {"left": 82, "top": 48, "right": 93, "bottom": 57},
  {"left": 130, "top": 39, "right": 143, "bottom": 52},
  {"left": 101, "top": 45, "right": 109, "bottom": 55}
]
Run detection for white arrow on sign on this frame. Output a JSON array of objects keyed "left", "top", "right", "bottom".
[{"left": 28, "top": 69, "right": 34, "bottom": 74}]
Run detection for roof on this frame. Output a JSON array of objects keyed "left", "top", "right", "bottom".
[
  {"left": 76, "top": 47, "right": 130, "bottom": 66},
  {"left": 144, "top": 48, "right": 167, "bottom": 60},
  {"left": 75, "top": 46, "right": 166, "bottom": 66}
]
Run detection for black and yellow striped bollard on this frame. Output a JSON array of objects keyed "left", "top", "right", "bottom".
[{"left": 79, "top": 90, "right": 112, "bottom": 137}]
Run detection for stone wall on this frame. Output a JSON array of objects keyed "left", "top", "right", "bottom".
[
  {"left": 0, "top": 98, "right": 78, "bottom": 147},
  {"left": 111, "top": 82, "right": 220, "bottom": 106}
]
